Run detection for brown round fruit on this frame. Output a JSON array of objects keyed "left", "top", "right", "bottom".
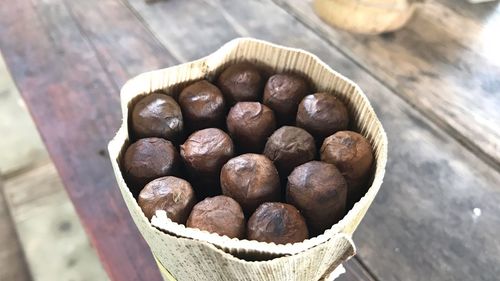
[
  {"left": 320, "top": 131, "right": 374, "bottom": 195},
  {"left": 226, "top": 102, "right": 277, "bottom": 152},
  {"left": 217, "top": 62, "right": 264, "bottom": 105},
  {"left": 178, "top": 80, "right": 226, "bottom": 132},
  {"left": 180, "top": 128, "right": 234, "bottom": 176},
  {"left": 187, "top": 195, "right": 245, "bottom": 239},
  {"left": 263, "top": 73, "right": 310, "bottom": 124},
  {"left": 131, "top": 93, "right": 183, "bottom": 143},
  {"left": 123, "top": 138, "right": 180, "bottom": 194},
  {"left": 287, "top": 161, "right": 347, "bottom": 234},
  {"left": 247, "top": 202, "right": 308, "bottom": 244},
  {"left": 220, "top": 154, "right": 280, "bottom": 214},
  {"left": 138, "top": 176, "right": 196, "bottom": 224},
  {"left": 263, "top": 126, "right": 316, "bottom": 177},
  {"left": 296, "top": 93, "right": 349, "bottom": 139}
]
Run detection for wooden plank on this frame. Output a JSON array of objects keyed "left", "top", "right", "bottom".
[
  {"left": 64, "top": 0, "right": 176, "bottom": 87},
  {"left": 0, "top": 0, "right": 170, "bottom": 280},
  {"left": 271, "top": 0, "right": 500, "bottom": 169},
  {"left": 0, "top": 53, "right": 48, "bottom": 176},
  {"left": 39, "top": 1, "right": 373, "bottom": 280},
  {"left": 0, "top": 179, "right": 31, "bottom": 281},
  {"left": 3, "top": 164, "right": 109, "bottom": 281},
  {"left": 122, "top": 0, "right": 241, "bottom": 62},
  {"left": 405, "top": 1, "right": 495, "bottom": 59},
  {"left": 124, "top": 0, "right": 500, "bottom": 280}
]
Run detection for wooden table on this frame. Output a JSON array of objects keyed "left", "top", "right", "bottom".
[{"left": 1, "top": 0, "right": 499, "bottom": 280}]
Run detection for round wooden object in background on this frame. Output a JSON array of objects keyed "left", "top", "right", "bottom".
[{"left": 313, "top": 0, "right": 422, "bottom": 34}]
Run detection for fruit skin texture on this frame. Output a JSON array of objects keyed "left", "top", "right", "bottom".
[
  {"left": 131, "top": 93, "right": 183, "bottom": 143},
  {"left": 217, "top": 62, "right": 264, "bottom": 105},
  {"left": 296, "top": 93, "right": 349, "bottom": 139},
  {"left": 138, "top": 176, "right": 196, "bottom": 224},
  {"left": 263, "top": 126, "right": 316, "bottom": 178},
  {"left": 320, "top": 131, "right": 374, "bottom": 196},
  {"left": 263, "top": 73, "right": 310, "bottom": 124},
  {"left": 178, "top": 80, "right": 226, "bottom": 132},
  {"left": 187, "top": 195, "right": 245, "bottom": 239},
  {"left": 180, "top": 128, "right": 234, "bottom": 176},
  {"left": 226, "top": 102, "right": 276, "bottom": 153},
  {"left": 220, "top": 154, "right": 280, "bottom": 215},
  {"left": 287, "top": 161, "right": 347, "bottom": 234},
  {"left": 247, "top": 202, "right": 309, "bottom": 244},
  {"left": 123, "top": 138, "right": 180, "bottom": 195},
  {"left": 180, "top": 128, "right": 235, "bottom": 198}
]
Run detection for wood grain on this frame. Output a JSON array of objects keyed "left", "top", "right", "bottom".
[
  {"left": 272, "top": 0, "right": 500, "bottom": 169},
  {"left": 122, "top": 0, "right": 241, "bottom": 62},
  {"left": 124, "top": 0, "right": 500, "bottom": 280},
  {"left": 0, "top": 0, "right": 170, "bottom": 280},
  {"left": 1, "top": 0, "right": 499, "bottom": 280},
  {"left": 3, "top": 164, "right": 109, "bottom": 281},
  {"left": 0, "top": 179, "right": 31, "bottom": 281},
  {"left": 64, "top": 0, "right": 176, "bottom": 87}
]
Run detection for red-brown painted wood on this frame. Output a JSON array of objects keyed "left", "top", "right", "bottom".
[{"left": 0, "top": 0, "right": 176, "bottom": 280}]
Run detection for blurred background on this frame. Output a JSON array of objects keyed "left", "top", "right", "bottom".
[
  {"left": 1, "top": 0, "right": 499, "bottom": 281},
  {"left": 0, "top": 55, "right": 108, "bottom": 279}
]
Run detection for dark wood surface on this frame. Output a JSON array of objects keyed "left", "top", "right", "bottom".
[
  {"left": 1, "top": 0, "right": 499, "bottom": 280},
  {"left": 274, "top": 0, "right": 500, "bottom": 169}
]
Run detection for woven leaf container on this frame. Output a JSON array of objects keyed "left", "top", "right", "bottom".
[
  {"left": 108, "top": 38, "right": 388, "bottom": 281},
  {"left": 314, "top": 0, "right": 423, "bottom": 34}
]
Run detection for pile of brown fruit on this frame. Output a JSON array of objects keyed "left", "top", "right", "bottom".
[{"left": 122, "top": 62, "right": 374, "bottom": 244}]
